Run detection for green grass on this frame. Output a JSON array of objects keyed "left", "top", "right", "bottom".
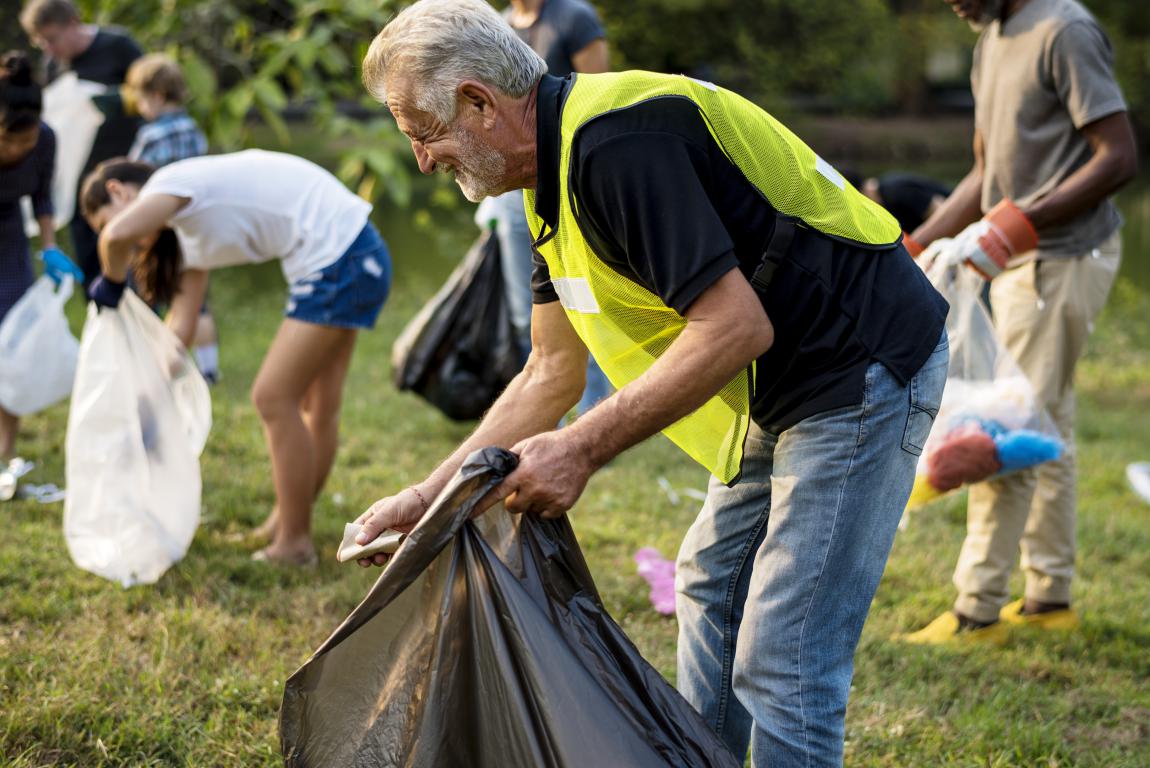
[{"left": 2, "top": 220, "right": 1149, "bottom": 766}]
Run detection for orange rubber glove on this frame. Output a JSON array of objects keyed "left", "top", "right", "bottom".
[
  {"left": 902, "top": 232, "right": 925, "bottom": 259},
  {"left": 954, "top": 199, "right": 1039, "bottom": 280}
]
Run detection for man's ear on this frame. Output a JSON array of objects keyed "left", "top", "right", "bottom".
[{"left": 458, "top": 80, "right": 499, "bottom": 127}]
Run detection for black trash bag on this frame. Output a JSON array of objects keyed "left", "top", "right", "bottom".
[
  {"left": 280, "top": 448, "right": 739, "bottom": 768},
  {"left": 391, "top": 231, "right": 522, "bottom": 421}
]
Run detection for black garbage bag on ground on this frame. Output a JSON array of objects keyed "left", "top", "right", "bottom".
[
  {"left": 391, "top": 232, "right": 521, "bottom": 421},
  {"left": 280, "top": 448, "right": 739, "bottom": 768}
]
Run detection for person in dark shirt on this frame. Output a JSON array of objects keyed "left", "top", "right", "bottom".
[
  {"left": 860, "top": 172, "right": 951, "bottom": 233},
  {"left": 21, "top": 0, "right": 142, "bottom": 285},
  {"left": 0, "top": 51, "right": 81, "bottom": 463},
  {"left": 485, "top": 0, "right": 611, "bottom": 415},
  {"left": 355, "top": 2, "right": 949, "bottom": 765}
]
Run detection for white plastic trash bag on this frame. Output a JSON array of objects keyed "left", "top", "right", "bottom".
[
  {"left": 22, "top": 73, "right": 107, "bottom": 237},
  {"left": 0, "top": 276, "right": 79, "bottom": 416},
  {"left": 907, "top": 260, "right": 1063, "bottom": 509},
  {"left": 64, "top": 290, "right": 211, "bottom": 586}
]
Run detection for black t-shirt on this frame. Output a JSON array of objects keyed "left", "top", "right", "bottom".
[
  {"left": 46, "top": 27, "right": 142, "bottom": 177},
  {"left": 504, "top": 0, "right": 605, "bottom": 78},
  {"left": 876, "top": 173, "right": 952, "bottom": 232},
  {"left": 530, "top": 75, "right": 948, "bottom": 432}
]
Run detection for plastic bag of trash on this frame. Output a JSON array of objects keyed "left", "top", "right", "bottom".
[
  {"left": 281, "top": 447, "right": 738, "bottom": 768},
  {"left": 64, "top": 290, "right": 211, "bottom": 586},
  {"left": 0, "top": 276, "right": 79, "bottom": 416},
  {"left": 21, "top": 73, "right": 107, "bottom": 237},
  {"left": 391, "top": 230, "right": 521, "bottom": 420},
  {"left": 907, "top": 262, "right": 1063, "bottom": 509}
]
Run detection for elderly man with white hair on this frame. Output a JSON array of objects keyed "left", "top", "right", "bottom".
[{"left": 354, "top": 1, "right": 949, "bottom": 765}]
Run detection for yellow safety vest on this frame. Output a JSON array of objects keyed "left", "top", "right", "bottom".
[{"left": 525, "top": 71, "right": 900, "bottom": 482}]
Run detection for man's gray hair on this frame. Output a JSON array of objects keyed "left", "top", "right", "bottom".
[{"left": 363, "top": 0, "right": 548, "bottom": 123}]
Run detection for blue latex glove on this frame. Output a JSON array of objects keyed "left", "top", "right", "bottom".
[
  {"left": 88, "top": 275, "right": 127, "bottom": 309},
  {"left": 40, "top": 247, "right": 85, "bottom": 285}
]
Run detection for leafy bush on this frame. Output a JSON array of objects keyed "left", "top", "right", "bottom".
[{"left": 77, "top": 0, "right": 416, "bottom": 209}]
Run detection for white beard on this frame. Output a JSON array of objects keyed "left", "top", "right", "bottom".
[{"left": 450, "top": 126, "right": 508, "bottom": 202}]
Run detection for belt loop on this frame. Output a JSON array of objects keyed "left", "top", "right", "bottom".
[{"left": 750, "top": 216, "right": 796, "bottom": 293}]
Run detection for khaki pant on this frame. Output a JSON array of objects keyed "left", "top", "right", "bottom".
[{"left": 953, "top": 231, "right": 1122, "bottom": 623}]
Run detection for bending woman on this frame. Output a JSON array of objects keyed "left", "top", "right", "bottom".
[{"left": 81, "top": 150, "right": 391, "bottom": 566}]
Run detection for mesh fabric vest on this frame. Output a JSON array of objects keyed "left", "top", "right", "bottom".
[{"left": 525, "top": 71, "right": 901, "bottom": 483}]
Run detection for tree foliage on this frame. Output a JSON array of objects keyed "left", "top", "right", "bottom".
[
  {"left": 76, "top": 0, "right": 417, "bottom": 208},
  {"left": 7, "top": 0, "right": 1145, "bottom": 216},
  {"left": 597, "top": 0, "right": 1148, "bottom": 135}
]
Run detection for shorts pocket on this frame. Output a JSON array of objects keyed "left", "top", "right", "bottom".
[{"left": 350, "top": 245, "right": 391, "bottom": 314}]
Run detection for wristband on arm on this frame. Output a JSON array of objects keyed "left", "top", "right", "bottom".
[{"left": 88, "top": 275, "right": 127, "bottom": 309}]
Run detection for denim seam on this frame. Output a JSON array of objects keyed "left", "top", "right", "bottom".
[
  {"left": 715, "top": 496, "right": 773, "bottom": 737},
  {"left": 793, "top": 367, "right": 871, "bottom": 767}
]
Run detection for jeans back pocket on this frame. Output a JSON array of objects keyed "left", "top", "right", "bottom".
[{"left": 902, "top": 335, "right": 948, "bottom": 456}]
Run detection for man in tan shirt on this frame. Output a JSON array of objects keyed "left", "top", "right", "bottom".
[{"left": 902, "top": 0, "right": 1138, "bottom": 643}]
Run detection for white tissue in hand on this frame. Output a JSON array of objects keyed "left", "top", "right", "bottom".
[{"left": 336, "top": 523, "right": 406, "bottom": 563}]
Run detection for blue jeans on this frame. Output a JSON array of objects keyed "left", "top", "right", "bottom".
[
  {"left": 491, "top": 190, "right": 535, "bottom": 361},
  {"left": 675, "top": 335, "right": 948, "bottom": 767}
]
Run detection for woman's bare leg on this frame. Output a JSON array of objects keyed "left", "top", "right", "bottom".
[
  {"left": 302, "top": 333, "right": 356, "bottom": 497},
  {"left": 250, "top": 318, "right": 357, "bottom": 564},
  {"left": 245, "top": 335, "right": 356, "bottom": 544}
]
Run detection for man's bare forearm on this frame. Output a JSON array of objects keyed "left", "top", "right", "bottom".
[
  {"left": 416, "top": 355, "right": 583, "bottom": 498},
  {"left": 564, "top": 313, "right": 767, "bottom": 470},
  {"left": 564, "top": 270, "right": 772, "bottom": 469},
  {"left": 1023, "top": 113, "right": 1138, "bottom": 229},
  {"left": 912, "top": 167, "right": 983, "bottom": 246}
]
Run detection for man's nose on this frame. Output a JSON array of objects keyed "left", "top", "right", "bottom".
[{"left": 412, "top": 141, "right": 437, "bottom": 175}]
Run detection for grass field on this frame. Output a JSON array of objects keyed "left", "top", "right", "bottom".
[{"left": 1, "top": 205, "right": 1148, "bottom": 766}]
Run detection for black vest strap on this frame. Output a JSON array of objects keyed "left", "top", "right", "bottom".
[{"left": 750, "top": 216, "right": 797, "bottom": 293}]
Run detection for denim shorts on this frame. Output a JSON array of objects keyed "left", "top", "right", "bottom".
[{"left": 285, "top": 222, "right": 391, "bottom": 330}]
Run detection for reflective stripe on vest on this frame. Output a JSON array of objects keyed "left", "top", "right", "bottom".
[{"left": 525, "top": 71, "right": 900, "bottom": 482}]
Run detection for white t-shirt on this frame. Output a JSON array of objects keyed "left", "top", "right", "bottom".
[{"left": 139, "top": 150, "right": 372, "bottom": 283}]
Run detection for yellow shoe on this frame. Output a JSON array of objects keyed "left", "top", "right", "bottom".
[
  {"left": 897, "top": 611, "right": 1009, "bottom": 646},
  {"left": 999, "top": 599, "right": 1079, "bottom": 630}
]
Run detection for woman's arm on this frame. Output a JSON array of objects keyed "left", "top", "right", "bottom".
[
  {"left": 166, "top": 269, "right": 209, "bottom": 349},
  {"left": 99, "top": 193, "right": 187, "bottom": 281},
  {"left": 36, "top": 215, "right": 56, "bottom": 249}
]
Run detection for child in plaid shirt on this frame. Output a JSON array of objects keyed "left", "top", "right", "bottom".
[
  {"left": 126, "top": 54, "right": 206, "bottom": 166},
  {"left": 125, "top": 54, "right": 220, "bottom": 383}
]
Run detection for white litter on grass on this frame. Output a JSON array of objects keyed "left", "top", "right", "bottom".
[
  {"left": 18, "top": 483, "right": 66, "bottom": 504},
  {"left": 657, "top": 477, "right": 708, "bottom": 506},
  {"left": 0, "top": 458, "right": 35, "bottom": 502},
  {"left": 1126, "top": 463, "right": 1150, "bottom": 505},
  {"left": 681, "top": 488, "right": 708, "bottom": 502}
]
